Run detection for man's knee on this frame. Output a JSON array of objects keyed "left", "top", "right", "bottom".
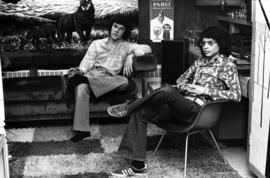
[
  {"left": 116, "top": 82, "right": 129, "bottom": 91},
  {"left": 132, "top": 107, "right": 148, "bottom": 123},
  {"left": 159, "top": 84, "right": 175, "bottom": 94},
  {"left": 116, "top": 79, "right": 137, "bottom": 92},
  {"left": 76, "top": 83, "right": 90, "bottom": 97}
]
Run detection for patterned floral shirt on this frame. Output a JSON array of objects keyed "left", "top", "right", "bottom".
[{"left": 176, "top": 55, "right": 241, "bottom": 102}]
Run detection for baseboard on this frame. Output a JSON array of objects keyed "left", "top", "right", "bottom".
[{"left": 219, "top": 138, "right": 247, "bottom": 147}]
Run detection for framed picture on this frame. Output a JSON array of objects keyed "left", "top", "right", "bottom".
[{"left": 150, "top": 0, "right": 174, "bottom": 42}]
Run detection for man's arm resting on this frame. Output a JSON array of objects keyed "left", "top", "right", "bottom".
[
  {"left": 124, "top": 44, "right": 153, "bottom": 76},
  {"left": 123, "top": 54, "right": 134, "bottom": 77},
  {"left": 130, "top": 44, "right": 152, "bottom": 56}
]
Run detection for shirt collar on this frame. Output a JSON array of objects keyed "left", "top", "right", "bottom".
[
  {"left": 202, "top": 55, "right": 225, "bottom": 66},
  {"left": 104, "top": 37, "right": 110, "bottom": 44},
  {"left": 104, "top": 37, "right": 124, "bottom": 47}
]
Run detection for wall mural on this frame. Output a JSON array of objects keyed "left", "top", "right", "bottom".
[{"left": 0, "top": 0, "right": 138, "bottom": 52}]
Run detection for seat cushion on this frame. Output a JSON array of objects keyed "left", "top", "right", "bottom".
[
  {"left": 133, "top": 54, "right": 157, "bottom": 72},
  {"left": 155, "top": 121, "right": 192, "bottom": 133}
]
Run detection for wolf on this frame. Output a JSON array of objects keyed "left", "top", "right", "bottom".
[{"left": 57, "top": 0, "right": 95, "bottom": 45}]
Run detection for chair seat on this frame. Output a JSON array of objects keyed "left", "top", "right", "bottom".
[{"left": 156, "top": 121, "right": 192, "bottom": 133}]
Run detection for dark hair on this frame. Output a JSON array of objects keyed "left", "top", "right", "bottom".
[
  {"left": 198, "top": 26, "right": 231, "bottom": 57},
  {"left": 108, "top": 15, "right": 132, "bottom": 40}
]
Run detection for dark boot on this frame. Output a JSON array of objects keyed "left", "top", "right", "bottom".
[{"left": 70, "top": 131, "right": 91, "bottom": 142}]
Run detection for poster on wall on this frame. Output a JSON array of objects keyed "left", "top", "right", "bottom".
[{"left": 150, "top": 0, "right": 174, "bottom": 42}]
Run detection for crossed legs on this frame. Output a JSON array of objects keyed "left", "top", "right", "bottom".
[
  {"left": 118, "top": 85, "right": 200, "bottom": 160},
  {"left": 111, "top": 85, "right": 200, "bottom": 176}
]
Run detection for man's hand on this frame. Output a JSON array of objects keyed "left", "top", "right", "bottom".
[
  {"left": 177, "top": 83, "right": 190, "bottom": 91},
  {"left": 184, "top": 84, "right": 207, "bottom": 96},
  {"left": 68, "top": 67, "right": 84, "bottom": 78},
  {"left": 123, "top": 55, "right": 133, "bottom": 77}
]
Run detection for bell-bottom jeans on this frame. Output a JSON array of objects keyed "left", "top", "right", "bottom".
[{"left": 118, "top": 84, "right": 201, "bottom": 161}]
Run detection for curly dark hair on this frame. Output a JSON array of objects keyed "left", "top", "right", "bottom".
[
  {"left": 198, "top": 26, "right": 231, "bottom": 57},
  {"left": 108, "top": 15, "right": 132, "bottom": 40}
]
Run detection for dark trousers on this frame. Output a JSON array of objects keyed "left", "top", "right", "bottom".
[{"left": 118, "top": 84, "right": 201, "bottom": 161}]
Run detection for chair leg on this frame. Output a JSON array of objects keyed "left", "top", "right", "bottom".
[
  {"left": 184, "top": 133, "right": 190, "bottom": 178},
  {"left": 153, "top": 130, "right": 166, "bottom": 155},
  {"left": 208, "top": 130, "right": 227, "bottom": 163},
  {"left": 183, "top": 130, "right": 201, "bottom": 178}
]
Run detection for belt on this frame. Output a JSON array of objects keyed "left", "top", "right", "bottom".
[{"left": 92, "top": 66, "right": 115, "bottom": 76}]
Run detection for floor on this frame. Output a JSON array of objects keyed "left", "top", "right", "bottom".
[
  {"left": 222, "top": 146, "right": 257, "bottom": 178},
  {"left": 143, "top": 79, "right": 257, "bottom": 178},
  {"left": 4, "top": 118, "right": 258, "bottom": 178},
  {"left": 3, "top": 79, "right": 258, "bottom": 177},
  {"left": 142, "top": 79, "right": 256, "bottom": 177}
]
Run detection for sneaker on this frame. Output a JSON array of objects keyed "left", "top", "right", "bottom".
[
  {"left": 107, "top": 103, "right": 129, "bottom": 118},
  {"left": 111, "top": 164, "right": 147, "bottom": 177},
  {"left": 70, "top": 131, "right": 91, "bottom": 142}
]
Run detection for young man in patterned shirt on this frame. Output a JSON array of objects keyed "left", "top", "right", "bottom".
[{"left": 108, "top": 26, "right": 242, "bottom": 177}]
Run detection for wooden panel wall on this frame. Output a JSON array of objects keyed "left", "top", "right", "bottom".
[
  {"left": 138, "top": 0, "right": 251, "bottom": 63},
  {"left": 174, "top": 0, "right": 194, "bottom": 40}
]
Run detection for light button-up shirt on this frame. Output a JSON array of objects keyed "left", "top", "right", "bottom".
[{"left": 79, "top": 37, "right": 133, "bottom": 75}]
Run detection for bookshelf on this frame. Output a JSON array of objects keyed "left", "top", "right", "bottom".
[
  {"left": 217, "top": 14, "right": 252, "bottom": 74},
  {"left": 217, "top": 15, "right": 252, "bottom": 33},
  {"left": 217, "top": 15, "right": 251, "bottom": 26}
]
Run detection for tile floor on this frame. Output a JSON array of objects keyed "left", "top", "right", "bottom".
[{"left": 222, "top": 146, "right": 257, "bottom": 178}]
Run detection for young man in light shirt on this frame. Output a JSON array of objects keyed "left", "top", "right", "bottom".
[{"left": 68, "top": 15, "right": 151, "bottom": 142}]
